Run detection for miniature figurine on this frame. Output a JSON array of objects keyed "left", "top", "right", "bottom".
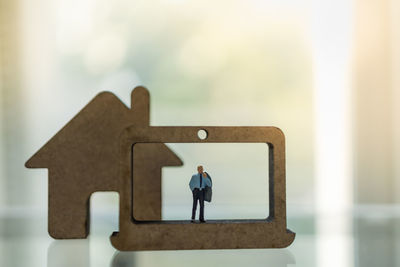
[{"left": 189, "top": 165, "right": 212, "bottom": 223}]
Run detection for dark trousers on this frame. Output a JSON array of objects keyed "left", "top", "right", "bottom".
[{"left": 191, "top": 188, "right": 205, "bottom": 220}]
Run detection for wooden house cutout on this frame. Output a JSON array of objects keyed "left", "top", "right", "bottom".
[{"left": 25, "top": 87, "right": 182, "bottom": 238}]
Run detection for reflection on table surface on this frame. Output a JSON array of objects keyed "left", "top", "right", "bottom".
[
  {"left": 46, "top": 239, "right": 297, "bottom": 267},
  {"left": 1, "top": 211, "right": 400, "bottom": 267}
]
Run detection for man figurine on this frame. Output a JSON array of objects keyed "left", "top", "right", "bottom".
[{"left": 189, "top": 165, "right": 212, "bottom": 223}]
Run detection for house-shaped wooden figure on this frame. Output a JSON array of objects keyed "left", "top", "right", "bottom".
[{"left": 25, "top": 87, "right": 182, "bottom": 239}]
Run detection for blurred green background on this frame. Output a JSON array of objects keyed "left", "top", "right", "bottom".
[{"left": 1, "top": 0, "right": 400, "bottom": 266}]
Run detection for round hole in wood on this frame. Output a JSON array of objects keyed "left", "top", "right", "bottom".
[{"left": 197, "top": 129, "right": 208, "bottom": 140}]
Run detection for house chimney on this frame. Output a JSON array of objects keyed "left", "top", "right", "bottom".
[{"left": 131, "top": 86, "right": 150, "bottom": 125}]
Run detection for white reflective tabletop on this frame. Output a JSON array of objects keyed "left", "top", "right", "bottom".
[{"left": 1, "top": 208, "right": 399, "bottom": 267}]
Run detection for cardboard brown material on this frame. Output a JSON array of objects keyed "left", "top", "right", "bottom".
[
  {"left": 25, "top": 87, "right": 182, "bottom": 238},
  {"left": 111, "top": 126, "right": 295, "bottom": 250}
]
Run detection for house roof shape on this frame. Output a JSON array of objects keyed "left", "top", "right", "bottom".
[{"left": 26, "top": 87, "right": 151, "bottom": 169}]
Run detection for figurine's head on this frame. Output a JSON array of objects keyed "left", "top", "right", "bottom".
[{"left": 197, "top": 165, "right": 203, "bottom": 174}]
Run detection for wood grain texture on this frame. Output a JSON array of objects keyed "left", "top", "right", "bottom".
[
  {"left": 25, "top": 87, "right": 182, "bottom": 238},
  {"left": 111, "top": 126, "right": 295, "bottom": 250},
  {"left": 25, "top": 87, "right": 295, "bottom": 250}
]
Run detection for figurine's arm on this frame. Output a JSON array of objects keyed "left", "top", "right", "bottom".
[
  {"left": 205, "top": 172, "right": 212, "bottom": 187},
  {"left": 189, "top": 175, "right": 196, "bottom": 191}
]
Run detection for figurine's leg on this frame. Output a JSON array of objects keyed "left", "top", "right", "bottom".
[
  {"left": 199, "top": 190, "right": 205, "bottom": 221},
  {"left": 191, "top": 190, "right": 198, "bottom": 220}
]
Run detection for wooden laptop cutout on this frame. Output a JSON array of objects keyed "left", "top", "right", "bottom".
[{"left": 111, "top": 126, "right": 295, "bottom": 250}]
